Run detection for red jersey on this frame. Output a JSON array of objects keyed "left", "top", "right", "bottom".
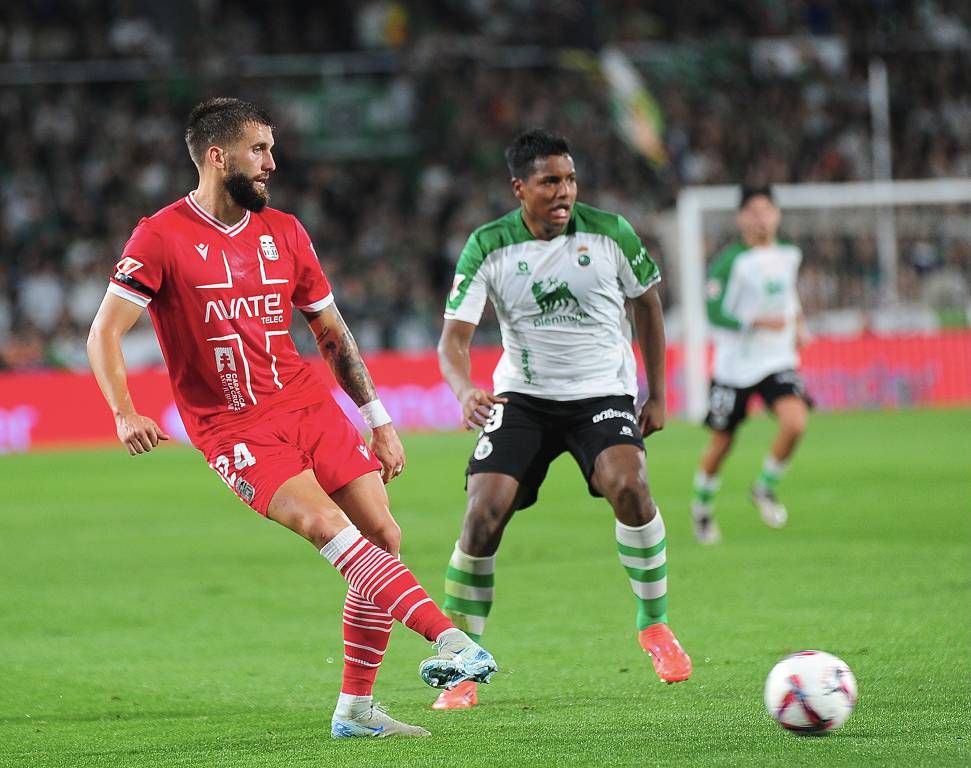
[{"left": 109, "top": 193, "right": 333, "bottom": 445}]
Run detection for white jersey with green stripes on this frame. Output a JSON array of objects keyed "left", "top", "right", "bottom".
[
  {"left": 706, "top": 240, "right": 803, "bottom": 387},
  {"left": 444, "top": 202, "right": 660, "bottom": 400}
]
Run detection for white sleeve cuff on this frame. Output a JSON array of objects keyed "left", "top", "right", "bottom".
[
  {"left": 107, "top": 282, "right": 151, "bottom": 307},
  {"left": 298, "top": 293, "right": 335, "bottom": 313}
]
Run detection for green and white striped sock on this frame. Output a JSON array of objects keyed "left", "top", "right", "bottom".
[
  {"left": 442, "top": 542, "right": 495, "bottom": 642},
  {"left": 691, "top": 470, "right": 720, "bottom": 517},
  {"left": 617, "top": 512, "right": 668, "bottom": 631},
  {"left": 755, "top": 455, "right": 787, "bottom": 493}
]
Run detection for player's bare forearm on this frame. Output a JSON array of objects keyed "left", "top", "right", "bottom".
[
  {"left": 305, "top": 305, "right": 377, "bottom": 407},
  {"left": 438, "top": 318, "right": 507, "bottom": 429},
  {"left": 88, "top": 292, "right": 169, "bottom": 454},
  {"left": 437, "top": 319, "right": 477, "bottom": 400},
  {"left": 632, "top": 286, "right": 667, "bottom": 435}
]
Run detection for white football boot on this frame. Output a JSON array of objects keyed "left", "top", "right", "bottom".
[
  {"left": 419, "top": 628, "right": 498, "bottom": 690},
  {"left": 751, "top": 486, "right": 788, "bottom": 528},
  {"left": 331, "top": 702, "right": 430, "bottom": 738}
]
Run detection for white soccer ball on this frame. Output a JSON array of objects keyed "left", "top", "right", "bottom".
[{"left": 764, "top": 650, "right": 857, "bottom": 734}]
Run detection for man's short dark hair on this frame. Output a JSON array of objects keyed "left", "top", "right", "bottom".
[
  {"left": 739, "top": 184, "right": 774, "bottom": 209},
  {"left": 185, "top": 97, "right": 274, "bottom": 166},
  {"left": 504, "top": 129, "right": 571, "bottom": 179}
]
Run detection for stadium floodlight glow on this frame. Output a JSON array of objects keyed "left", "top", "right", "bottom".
[{"left": 676, "top": 178, "right": 971, "bottom": 421}]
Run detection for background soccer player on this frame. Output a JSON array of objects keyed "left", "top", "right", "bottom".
[
  {"left": 689, "top": 185, "right": 812, "bottom": 544},
  {"left": 431, "top": 129, "right": 691, "bottom": 710},
  {"left": 86, "top": 97, "right": 497, "bottom": 738}
]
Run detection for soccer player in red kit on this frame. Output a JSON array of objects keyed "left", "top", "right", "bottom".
[{"left": 87, "top": 97, "right": 497, "bottom": 738}]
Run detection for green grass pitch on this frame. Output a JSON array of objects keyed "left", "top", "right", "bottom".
[{"left": 2, "top": 408, "right": 969, "bottom": 767}]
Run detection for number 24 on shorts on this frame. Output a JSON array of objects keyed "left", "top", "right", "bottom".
[{"left": 211, "top": 441, "right": 257, "bottom": 489}]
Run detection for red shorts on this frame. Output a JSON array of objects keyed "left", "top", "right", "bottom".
[{"left": 201, "top": 395, "right": 382, "bottom": 516}]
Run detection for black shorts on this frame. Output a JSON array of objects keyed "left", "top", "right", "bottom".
[
  {"left": 704, "top": 370, "right": 812, "bottom": 433},
  {"left": 466, "top": 392, "right": 645, "bottom": 511}
]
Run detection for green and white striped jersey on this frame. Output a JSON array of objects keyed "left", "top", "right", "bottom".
[
  {"left": 444, "top": 202, "right": 660, "bottom": 400},
  {"left": 706, "top": 240, "right": 803, "bottom": 387}
]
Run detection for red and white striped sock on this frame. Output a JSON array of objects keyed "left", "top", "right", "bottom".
[
  {"left": 321, "top": 525, "right": 454, "bottom": 642},
  {"left": 340, "top": 588, "right": 392, "bottom": 696}
]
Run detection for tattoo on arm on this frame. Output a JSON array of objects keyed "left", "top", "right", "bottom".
[{"left": 310, "top": 310, "right": 377, "bottom": 406}]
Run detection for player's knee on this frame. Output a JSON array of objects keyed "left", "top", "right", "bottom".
[
  {"left": 304, "top": 507, "right": 350, "bottom": 549},
  {"left": 604, "top": 473, "right": 653, "bottom": 522},
  {"left": 370, "top": 520, "right": 401, "bottom": 555},
  {"left": 783, "top": 411, "right": 808, "bottom": 439}
]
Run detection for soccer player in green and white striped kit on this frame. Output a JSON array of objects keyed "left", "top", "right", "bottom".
[
  {"left": 432, "top": 129, "right": 691, "bottom": 709},
  {"left": 690, "top": 185, "right": 812, "bottom": 545}
]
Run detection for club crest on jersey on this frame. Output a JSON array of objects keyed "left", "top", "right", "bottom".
[
  {"left": 259, "top": 235, "right": 279, "bottom": 261},
  {"left": 114, "top": 257, "right": 143, "bottom": 277}
]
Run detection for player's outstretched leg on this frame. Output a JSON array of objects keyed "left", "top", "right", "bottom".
[
  {"left": 320, "top": 525, "right": 499, "bottom": 690},
  {"left": 432, "top": 542, "right": 495, "bottom": 709},
  {"left": 616, "top": 513, "right": 692, "bottom": 683}
]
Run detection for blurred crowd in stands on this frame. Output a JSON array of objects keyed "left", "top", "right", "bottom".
[{"left": 1, "top": 1, "right": 969, "bottom": 370}]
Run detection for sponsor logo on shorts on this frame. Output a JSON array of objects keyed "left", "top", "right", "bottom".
[
  {"left": 357, "top": 444, "right": 370, "bottom": 459},
  {"left": 473, "top": 435, "right": 493, "bottom": 460},
  {"left": 619, "top": 426, "right": 634, "bottom": 437},
  {"left": 591, "top": 408, "right": 637, "bottom": 425},
  {"left": 234, "top": 476, "right": 256, "bottom": 504}
]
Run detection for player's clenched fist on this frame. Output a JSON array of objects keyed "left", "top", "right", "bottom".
[{"left": 115, "top": 412, "right": 170, "bottom": 455}]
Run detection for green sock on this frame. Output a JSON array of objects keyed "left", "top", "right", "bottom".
[
  {"left": 616, "top": 512, "right": 668, "bottom": 631},
  {"left": 442, "top": 542, "right": 494, "bottom": 642},
  {"left": 755, "top": 455, "right": 787, "bottom": 492}
]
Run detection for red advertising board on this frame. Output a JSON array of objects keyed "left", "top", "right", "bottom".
[{"left": 1, "top": 332, "right": 968, "bottom": 452}]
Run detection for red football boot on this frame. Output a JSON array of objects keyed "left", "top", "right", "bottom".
[
  {"left": 639, "top": 624, "right": 692, "bottom": 683},
  {"left": 431, "top": 680, "right": 478, "bottom": 710}
]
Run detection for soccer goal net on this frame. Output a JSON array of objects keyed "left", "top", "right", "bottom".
[{"left": 663, "top": 179, "right": 971, "bottom": 420}]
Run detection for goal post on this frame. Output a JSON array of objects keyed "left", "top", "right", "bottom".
[{"left": 674, "top": 178, "right": 971, "bottom": 421}]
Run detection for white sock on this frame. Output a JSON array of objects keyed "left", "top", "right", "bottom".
[
  {"left": 319, "top": 525, "right": 361, "bottom": 564},
  {"left": 335, "top": 692, "right": 372, "bottom": 718},
  {"left": 693, "top": 470, "right": 720, "bottom": 493},
  {"left": 435, "top": 627, "right": 468, "bottom": 651}
]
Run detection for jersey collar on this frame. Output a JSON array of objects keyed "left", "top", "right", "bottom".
[
  {"left": 515, "top": 206, "right": 577, "bottom": 242},
  {"left": 185, "top": 192, "right": 251, "bottom": 237}
]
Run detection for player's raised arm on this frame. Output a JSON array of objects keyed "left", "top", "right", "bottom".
[
  {"left": 631, "top": 284, "right": 667, "bottom": 437},
  {"left": 87, "top": 292, "right": 170, "bottom": 455},
  {"left": 302, "top": 303, "right": 404, "bottom": 483},
  {"left": 437, "top": 318, "right": 507, "bottom": 431}
]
